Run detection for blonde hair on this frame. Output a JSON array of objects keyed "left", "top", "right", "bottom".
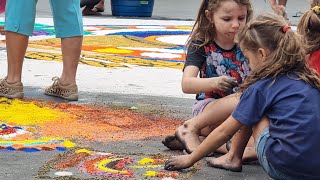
[
  {"left": 186, "top": 0, "right": 253, "bottom": 48},
  {"left": 297, "top": 0, "right": 320, "bottom": 53},
  {"left": 238, "top": 13, "right": 320, "bottom": 91}
]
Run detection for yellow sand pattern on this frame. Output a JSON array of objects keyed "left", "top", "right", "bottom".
[
  {"left": 26, "top": 35, "right": 184, "bottom": 69},
  {"left": 0, "top": 98, "right": 73, "bottom": 125},
  {"left": 30, "top": 36, "right": 176, "bottom": 48},
  {"left": 25, "top": 51, "right": 184, "bottom": 69}
]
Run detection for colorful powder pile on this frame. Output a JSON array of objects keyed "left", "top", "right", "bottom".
[
  {"left": 0, "top": 98, "right": 182, "bottom": 142},
  {"left": 23, "top": 25, "right": 190, "bottom": 69},
  {"left": 43, "top": 149, "right": 181, "bottom": 179},
  {"left": 40, "top": 101, "right": 182, "bottom": 142},
  {"left": 0, "top": 98, "right": 73, "bottom": 125}
]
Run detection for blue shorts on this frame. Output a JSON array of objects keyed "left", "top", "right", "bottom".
[
  {"left": 256, "top": 128, "right": 300, "bottom": 180},
  {"left": 4, "top": 0, "right": 83, "bottom": 38}
]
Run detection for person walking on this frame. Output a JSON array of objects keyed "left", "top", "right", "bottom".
[{"left": 0, "top": 0, "right": 83, "bottom": 101}]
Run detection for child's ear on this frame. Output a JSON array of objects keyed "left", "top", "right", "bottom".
[
  {"left": 258, "top": 48, "right": 267, "bottom": 60},
  {"left": 205, "top": 10, "right": 213, "bottom": 23}
]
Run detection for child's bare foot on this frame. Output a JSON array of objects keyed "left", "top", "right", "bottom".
[
  {"left": 162, "top": 135, "right": 184, "bottom": 151},
  {"left": 175, "top": 122, "right": 201, "bottom": 154},
  {"left": 206, "top": 154, "right": 242, "bottom": 172},
  {"left": 227, "top": 141, "right": 257, "bottom": 162}
]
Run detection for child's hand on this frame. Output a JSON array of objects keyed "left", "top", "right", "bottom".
[
  {"left": 214, "top": 76, "right": 238, "bottom": 92},
  {"left": 271, "top": 4, "right": 286, "bottom": 17},
  {"left": 164, "top": 154, "right": 194, "bottom": 171}
]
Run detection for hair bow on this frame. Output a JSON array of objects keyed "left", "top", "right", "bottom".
[{"left": 311, "top": 6, "right": 320, "bottom": 15}]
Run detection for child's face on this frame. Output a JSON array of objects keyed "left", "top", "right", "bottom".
[{"left": 207, "top": 1, "right": 247, "bottom": 42}]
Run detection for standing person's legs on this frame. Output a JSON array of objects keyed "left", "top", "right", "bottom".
[
  {"left": 0, "top": 0, "right": 37, "bottom": 99},
  {"left": 45, "top": 0, "right": 83, "bottom": 101}
]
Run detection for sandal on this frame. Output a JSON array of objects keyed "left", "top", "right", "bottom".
[
  {"left": 0, "top": 77, "right": 24, "bottom": 99},
  {"left": 44, "top": 77, "right": 78, "bottom": 101}
]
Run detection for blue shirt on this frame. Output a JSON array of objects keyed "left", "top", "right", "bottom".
[{"left": 232, "top": 73, "right": 320, "bottom": 178}]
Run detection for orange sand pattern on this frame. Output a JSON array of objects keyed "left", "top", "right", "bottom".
[{"left": 0, "top": 98, "right": 182, "bottom": 143}]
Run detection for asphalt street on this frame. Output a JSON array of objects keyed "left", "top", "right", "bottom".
[{"left": 0, "top": 0, "right": 311, "bottom": 180}]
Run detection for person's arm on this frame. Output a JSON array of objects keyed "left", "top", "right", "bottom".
[
  {"left": 182, "top": 42, "right": 237, "bottom": 94},
  {"left": 164, "top": 115, "right": 243, "bottom": 170},
  {"left": 268, "top": 0, "right": 287, "bottom": 16},
  {"left": 279, "top": 0, "right": 287, "bottom": 7},
  {"left": 268, "top": 0, "right": 277, "bottom": 6}
]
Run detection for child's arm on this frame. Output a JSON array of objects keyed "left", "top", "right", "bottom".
[
  {"left": 165, "top": 115, "right": 243, "bottom": 170},
  {"left": 182, "top": 66, "right": 238, "bottom": 94}
]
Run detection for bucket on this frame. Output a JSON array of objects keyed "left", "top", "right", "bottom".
[{"left": 111, "top": 0, "right": 154, "bottom": 17}]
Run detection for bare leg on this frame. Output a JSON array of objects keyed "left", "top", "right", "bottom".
[
  {"left": 242, "top": 136, "right": 257, "bottom": 162},
  {"left": 5, "top": 32, "right": 29, "bottom": 83},
  {"left": 207, "top": 126, "right": 252, "bottom": 172},
  {"left": 92, "top": 0, "right": 105, "bottom": 12},
  {"left": 206, "top": 117, "right": 269, "bottom": 172},
  {"left": 176, "top": 94, "right": 240, "bottom": 153},
  {"left": 59, "top": 36, "right": 83, "bottom": 85},
  {"left": 225, "top": 136, "right": 257, "bottom": 162},
  {"left": 80, "top": 0, "right": 102, "bottom": 15},
  {"left": 80, "top": 0, "right": 100, "bottom": 8}
]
